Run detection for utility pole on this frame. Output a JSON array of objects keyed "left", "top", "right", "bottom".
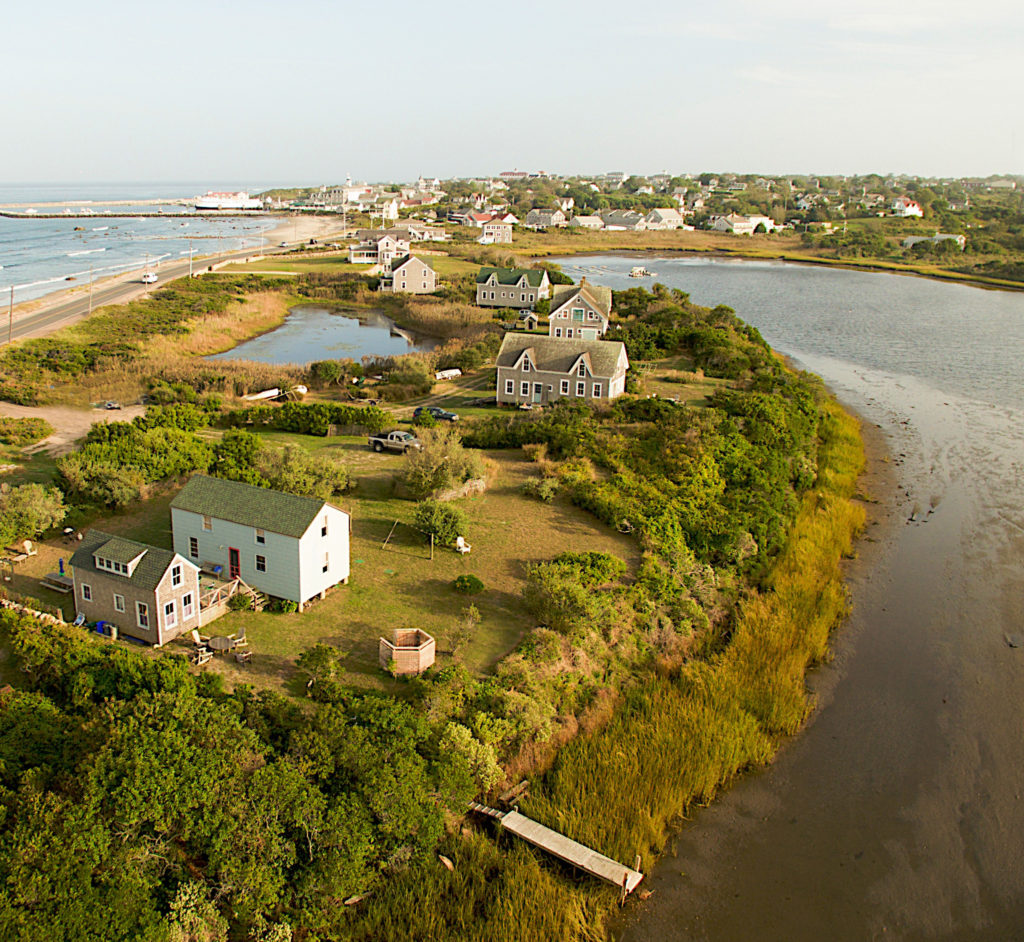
[
  {"left": 7, "top": 285, "right": 12, "bottom": 345},
  {"left": 188, "top": 240, "right": 194, "bottom": 278},
  {"left": 88, "top": 263, "right": 94, "bottom": 316}
]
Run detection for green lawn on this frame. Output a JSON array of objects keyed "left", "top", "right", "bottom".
[{"left": 222, "top": 258, "right": 373, "bottom": 275}]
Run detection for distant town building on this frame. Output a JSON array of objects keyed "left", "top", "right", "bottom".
[
  {"left": 902, "top": 233, "right": 966, "bottom": 250},
  {"left": 568, "top": 214, "right": 604, "bottom": 230},
  {"left": 524, "top": 209, "right": 567, "bottom": 229},
  {"left": 892, "top": 198, "right": 924, "bottom": 218},
  {"left": 643, "top": 207, "right": 686, "bottom": 230}
]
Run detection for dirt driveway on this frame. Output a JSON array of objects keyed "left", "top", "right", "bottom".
[{"left": 0, "top": 402, "right": 145, "bottom": 455}]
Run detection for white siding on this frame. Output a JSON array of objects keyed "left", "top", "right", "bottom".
[{"left": 298, "top": 505, "right": 351, "bottom": 602}]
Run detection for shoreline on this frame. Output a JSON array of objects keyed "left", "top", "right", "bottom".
[{"left": 531, "top": 243, "right": 1024, "bottom": 293}]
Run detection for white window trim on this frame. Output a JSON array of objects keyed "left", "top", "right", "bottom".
[
  {"left": 255, "top": 554, "right": 267, "bottom": 573},
  {"left": 255, "top": 528, "right": 266, "bottom": 545},
  {"left": 189, "top": 536, "right": 199, "bottom": 558},
  {"left": 182, "top": 593, "right": 194, "bottom": 619},
  {"left": 81, "top": 583, "right": 92, "bottom": 602},
  {"left": 520, "top": 381, "right": 529, "bottom": 396},
  {"left": 164, "top": 600, "right": 177, "bottom": 629},
  {"left": 137, "top": 602, "right": 149, "bottom": 629},
  {"left": 593, "top": 383, "right": 602, "bottom": 398},
  {"left": 114, "top": 593, "right": 125, "bottom": 613},
  {"left": 560, "top": 379, "right": 570, "bottom": 394},
  {"left": 171, "top": 564, "right": 182, "bottom": 588},
  {"left": 505, "top": 379, "right": 514, "bottom": 394},
  {"left": 576, "top": 381, "right": 586, "bottom": 396}
]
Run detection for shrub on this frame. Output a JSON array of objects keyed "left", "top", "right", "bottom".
[
  {"left": 414, "top": 500, "right": 467, "bottom": 545},
  {"left": 452, "top": 574, "right": 485, "bottom": 595},
  {"left": 0, "top": 484, "right": 66, "bottom": 546},
  {"left": 228, "top": 593, "right": 254, "bottom": 612},
  {"left": 400, "top": 426, "right": 485, "bottom": 499},
  {"left": 521, "top": 478, "right": 558, "bottom": 502},
  {"left": 265, "top": 598, "right": 299, "bottom": 614}
]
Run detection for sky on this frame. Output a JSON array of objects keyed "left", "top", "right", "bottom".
[{"left": 2, "top": 0, "right": 1021, "bottom": 185}]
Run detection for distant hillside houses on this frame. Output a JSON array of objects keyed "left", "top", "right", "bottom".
[
  {"left": 892, "top": 198, "right": 924, "bottom": 218},
  {"left": 476, "top": 267, "right": 550, "bottom": 309},
  {"left": 524, "top": 208, "right": 567, "bottom": 229},
  {"left": 480, "top": 220, "right": 513, "bottom": 244},
  {"left": 568, "top": 214, "right": 604, "bottom": 230},
  {"left": 902, "top": 233, "right": 966, "bottom": 250},
  {"left": 349, "top": 233, "right": 409, "bottom": 267},
  {"left": 711, "top": 213, "right": 777, "bottom": 235},
  {"left": 643, "top": 207, "right": 687, "bottom": 230},
  {"left": 600, "top": 209, "right": 646, "bottom": 231}
]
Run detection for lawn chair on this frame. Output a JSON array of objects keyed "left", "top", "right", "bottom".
[
  {"left": 455, "top": 536, "right": 472, "bottom": 555},
  {"left": 189, "top": 628, "right": 210, "bottom": 647},
  {"left": 192, "top": 648, "right": 213, "bottom": 666},
  {"left": 72, "top": 613, "right": 86, "bottom": 628},
  {"left": 233, "top": 626, "right": 249, "bottom": 649},
  {"left": 234, "top": 649, "right": 252, "bottom": 665}
]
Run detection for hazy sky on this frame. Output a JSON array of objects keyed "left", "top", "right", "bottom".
[{"left": 2, "top": 0, "right": 1021, "bottom": 185}]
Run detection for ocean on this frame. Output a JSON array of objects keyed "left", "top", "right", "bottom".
[{"left": 0, "top": 182, "right": 288, "bottom": 304}]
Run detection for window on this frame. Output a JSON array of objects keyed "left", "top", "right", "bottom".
[
  {"left": 81, "top": 583, "right": 92, "bottom": 602},
  {"left": 505, "top": 379, "right": 514, "bottom": 395},
  {"left": 255, "top": 528, "right": 265, "bottom": 545},
  {"left": 572, "top": 308, "right": 585, "bottom": 322},
  {"left": 566, "top": 328, "right": 573, "bottom": 338},
  {"left": 202, "top": 515, "right": 212, "bottom": 531},
  {"left": 255, "top": 554, "right": 267, "bottom": 573},
  {"left": 520, "top": 381, "right": 529, "bottom": 396},
  {"left": 182, "top": 593, "right": 194, "bottom": 619},
  {"left": 164, "top": 600, "right": 177, "bottom": 628},
  {"left": 576, "top": 381, "right": 585, "bottom": 396},
  {"left": 137, "top": 602, "right": 149, "bottom": 628},
  {"left": 322, "top": 515, "right": 328, "bottom": 537},
  {"left": 560, "top": 379, "right": 570, "bottom": 394},
  {"left": 520, "top": 294, "right": 526, "bottom": 301},
  {"left": 577, "top": 362, "right": 586, "bottom": 377},
  {"left": 529, "top": 294, "right": 534, "bottom": 302},
  {"left": 522, "top": 358, "right": 530, "bottom": 372},
  {"left": 114, "top": 593, "right": 125, "bottom": 613},
  {"left": 593, "top": 383, "right": 602, "bottom": 398},
  {"left": 189, "top": 536, "right": 198, "bottom": 558},
  {"left": 171, "top": 564, "right": 182, "bottom": 587},
  {"left": 323, "top": 552, "right": 329, "bottom": 574},
  {"left": 555, "top": 327, "right": 563, "bottom": 337},
  {"left": 490, "top": 291, "right": 495, "bottom": 299}
]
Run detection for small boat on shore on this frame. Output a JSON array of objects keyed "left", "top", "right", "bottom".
[{"left": 629, "top": 266, "right": 656, "bottom": 278}]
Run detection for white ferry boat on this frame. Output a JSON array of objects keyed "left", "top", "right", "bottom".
[
  {"left": 629, "top": 265, "right": 655, "bottom": 278},
  {"left": 194, "top": 191, "right": 263, "bottom": 211}
]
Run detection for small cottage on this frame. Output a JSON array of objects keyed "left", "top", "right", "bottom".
[
  {"left": 71, "top": 530, "right": 201, "bottom": 646},
  {"left": 380, "top": 255, "right": 437, "bottom": 294}
]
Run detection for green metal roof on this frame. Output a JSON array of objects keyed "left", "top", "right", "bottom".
[
  {"left": 70, "top": 530, "right": 181, "bottom": 592},
  {"left": 476, "top": 267, "right": 547, "bottom": 287},
  {"left": 171, "top": 475, "right": 329, "bottom": 539}
]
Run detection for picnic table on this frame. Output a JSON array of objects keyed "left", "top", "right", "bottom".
[{"left": 208, "top": 636, "right": 236, "bottom": 652}]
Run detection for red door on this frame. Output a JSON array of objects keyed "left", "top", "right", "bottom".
[{"left": 229, "top": 547, "right": 240, "bottom": 580}]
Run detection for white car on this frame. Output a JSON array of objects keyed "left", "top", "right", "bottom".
[{"left": 141, "top": 272, "right": 158, "bottom": 284}]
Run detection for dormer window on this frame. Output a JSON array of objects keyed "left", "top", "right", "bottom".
[
  {"left": 577, "top": 362, "right": 587, "bottom": 377},
  {"left": 522, "top": 357, "right": 531, "bottom": 372}
]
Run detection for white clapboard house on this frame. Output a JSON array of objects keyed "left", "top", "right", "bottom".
[{"left": 171, "top": 475, "right": 350, "bottom": 612}]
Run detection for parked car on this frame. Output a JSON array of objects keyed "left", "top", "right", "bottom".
[
  {"left": 413, "top": 405, "right": 459, "bottom": 423},
  {"left": 141, "top": 272, "right": 158, "bottom": 284},
  {"left": 368, "top": 430, "right": 423, "bottom": 453},
  {"left": 104, "top": 400, "right": 122, "bottom": 410}
]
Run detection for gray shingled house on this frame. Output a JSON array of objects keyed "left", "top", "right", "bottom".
[
  {"left": 496, "top": 334, "right": 629, "bottom": 406},
  {"left": 548, "top": 278, "right": 613, "bottom": 339},
  {"left": 71, "top": 530, "right": 201, "bottom": 646},
  {"left": 379, "top": 255, "right": 437, "bottom": 294},
  {"left": 475, "top": 267, "right": 551, "bottom": 309},
  {"left": 170, "top": 476, "right": 350, "bottom": 612}
]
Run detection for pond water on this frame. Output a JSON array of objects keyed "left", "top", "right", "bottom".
[
  {"left": 207, "top": 304, "right": 437, "bottom": 365},
  {"left": 551, "top": 255, "right": 1024, "bottom": 940}
]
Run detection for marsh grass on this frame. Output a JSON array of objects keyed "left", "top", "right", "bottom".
[{"left": 353, "top": 403, "right": 866, "bottom": 940}]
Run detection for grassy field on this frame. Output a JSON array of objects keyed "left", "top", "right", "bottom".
[{"left": 222, "top": 257, "right": 374, "bottom": 275}]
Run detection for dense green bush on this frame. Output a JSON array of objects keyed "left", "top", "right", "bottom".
[
  {"left": 520, "top": 477, "right": 558, "bottom": 502},
  {"left": 225, "top": 401, "right": 388, "bottom": 435},
  {"left": 400, "top": 426, "right": 485, "bottom": 499},
  {"left": 452, "top": 574, "right": 485, "bottom": 595},
  {"left": 0, "top": 483, "right": 66, "bottom": 545}
]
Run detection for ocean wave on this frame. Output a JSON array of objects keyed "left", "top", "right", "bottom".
[{"left": 67, "top": 248, "right": 106, "bottom": 257}]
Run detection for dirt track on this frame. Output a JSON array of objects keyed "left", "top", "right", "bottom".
[{"left": 0, "top": 402, "right": 145, "bottom": 456}]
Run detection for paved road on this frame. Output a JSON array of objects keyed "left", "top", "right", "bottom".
[{"left": 2, "top": 244, "right": 289, "bottom": 343}]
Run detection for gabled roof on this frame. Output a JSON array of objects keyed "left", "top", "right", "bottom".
[
  {"left": 550, "top": 281, "right": 613, "bottom": 318},
  {"left": 71, "top": 530, "right": 186, "bottom": 592},
  {"left": 476, "top": 267, "right": 547, "bottom": 287},
  {"left": 171, "top": 475, "right": 335, "bottom": 539},
  {"left": 497, "top": 334, "right": 627, "bottom": 378},
  {"left": 391, "top": 254, "right": 433, "bottom": 273}
]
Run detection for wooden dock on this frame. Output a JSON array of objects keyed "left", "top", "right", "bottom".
[{"left": 469, "top": 802, "right": 644, "bottom": 894}]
